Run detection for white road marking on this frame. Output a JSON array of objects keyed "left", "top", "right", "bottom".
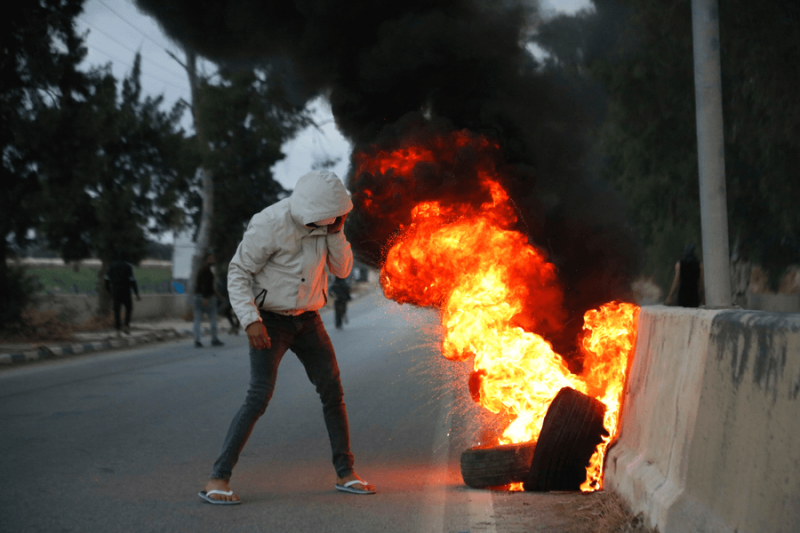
[
  {"left": 419, "top": 387, "right": 453, "bottom": 532},
  {"left": 468, "top": 487, "right": 497, "bottom": 533},
  {"left": 419, "top": 352, "right": 497, "bottom": 533},
  {"left": 463, "top": 368, "right": 498, "bottom": 533}
]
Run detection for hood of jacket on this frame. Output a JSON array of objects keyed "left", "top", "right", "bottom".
[{"left": 289, "top": 170, "right": 353, "bottom": 226}]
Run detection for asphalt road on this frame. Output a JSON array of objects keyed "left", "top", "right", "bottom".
[{"left": 0, "top": 290, "right": 499, "bottom": 533}]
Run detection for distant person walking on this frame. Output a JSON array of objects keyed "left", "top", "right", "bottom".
[
  {"left": 104, "top": 250, "right": 141, "bottom": 336},
  {"left": 217, "top": 276, "right": 240, "bottom": 335},
  {"left": 194, "top": 251, "right": 224, "bottom": 348},
  {"left": 665, "top": 244, "right": 705, "bottom": 307},
  {"left": 330, "top": 277, "right": 352, "bottom": 329}
]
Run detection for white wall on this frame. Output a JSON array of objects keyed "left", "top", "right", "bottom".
[{"left": 34, "top": 293, "right": 187, "bottom": 324}]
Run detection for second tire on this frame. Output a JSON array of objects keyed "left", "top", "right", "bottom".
[{"left": 460, "top": 441, "right": 536, "bottom": 488}]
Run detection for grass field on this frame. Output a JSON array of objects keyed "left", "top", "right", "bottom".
[{"left": 26, "top": 266, "right": 174, "bottom": 294}]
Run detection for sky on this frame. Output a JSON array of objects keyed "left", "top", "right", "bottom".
[{"left": 77, "top": 0, "right": 592, "bottom": 193}]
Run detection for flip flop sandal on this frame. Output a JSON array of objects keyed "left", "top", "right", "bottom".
[
  {"left": 198, "top": 490, "right": 242, "bottom": 505},
  {"left": 335, "top": 480, "right": 376, "bottom": 495}
]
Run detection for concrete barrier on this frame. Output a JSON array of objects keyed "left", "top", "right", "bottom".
[
  {"left": 606, "top": 306, "right": 800, "bottom": 533},
  {"left": 33, "top": 293, "right": 187, "bottom": 324}
]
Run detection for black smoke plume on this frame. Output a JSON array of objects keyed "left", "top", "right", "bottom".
[{"left": 135, "top": 0, "right": 641, "bottom": 362}]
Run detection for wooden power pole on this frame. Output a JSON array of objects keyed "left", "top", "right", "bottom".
[{"left": 168, "top": 47, "right": 214, "bottom": 309}]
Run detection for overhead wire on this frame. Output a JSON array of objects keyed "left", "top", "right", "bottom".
[
  {"left": 96, "top": 0, "right": 170, "bottom": 52},
  {"left": 77, "top": 16, "right": 187, "bottom": 84},
  {"left": 78, "top": 0, "right": 196, "bottom": 98},
  {"left": 89, "top": 0, "right": 219, "bottom": 88},
  {"left": 83, "top": 42, "right": 191, "bottom": 96}
]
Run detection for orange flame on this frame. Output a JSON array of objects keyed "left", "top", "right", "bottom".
[
  {"left": 578, "top": 301, "right": 640, "bottom": 491},
  {"left": 365, "top": 132, "right": 639, "bottom": 490}
]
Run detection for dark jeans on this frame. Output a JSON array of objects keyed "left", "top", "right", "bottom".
[
  {"left": 112, "top": 293, "right": 132, "bottom": 331},
  {"left": 193, "top": 295, "right": 219, "bottom": 343},
  {"left": 211, "top": 310, "right": 354, "bottom": 481}
]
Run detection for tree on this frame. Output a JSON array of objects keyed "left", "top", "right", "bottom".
[
  {"left": 533, "top": 0, "right": 800, "bottom": 294},
  {"left": 1, "top": 0, "right": 91, "bottom": 328},
  {"left": 718, "top": 0, "right": 800, "bottom": 289},
  {"left": 30, "top": 53, "right": 196, "bottom": 313},
  {"left": 590, "top": 0, "right": 701, "bottom": 292},
  {"left": 190, "top": 66, "right": 312, "bottom": 274},
  {"left": 46, "top": 54, "right": 194, "bottom": 311},
  {"left": 166, "top": 50, "right": 313, "bottom": 308},
  {"left": 2, "top": 3, "right": 195, "bottom": 328}
]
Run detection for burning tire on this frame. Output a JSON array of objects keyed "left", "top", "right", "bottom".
[
  {"left": 460, "top": 441, "right": 536, "bottom": 488},
  {"left": 523, "top": 387, "right": 608, "bottom": 492}
]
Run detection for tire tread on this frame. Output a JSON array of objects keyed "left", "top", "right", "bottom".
[{"left": 523, "top": 387, "right": 608, "bottom": 491}]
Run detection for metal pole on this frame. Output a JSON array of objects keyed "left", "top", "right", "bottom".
[
  {"left": 691, "top": 0, "right": 731, "bottom": 307},
  {"left": 168, "top": 47, "right": 214, "bottom": 312}
]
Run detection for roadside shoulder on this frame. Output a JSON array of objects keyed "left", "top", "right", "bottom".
[{"left": 0, "top": 325, "right": 192, "bottom": 366}]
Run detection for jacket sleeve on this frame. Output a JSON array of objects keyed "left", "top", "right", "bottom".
[
  {"left": 228, "top": 214, "right": 278, "bottom": 328},
  {"left": 326, "top": 231, "right": 353, "bottom": 279}
]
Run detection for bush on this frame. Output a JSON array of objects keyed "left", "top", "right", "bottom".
[{"left": 0, "top": 264, "right": 41, "bottom": 331}]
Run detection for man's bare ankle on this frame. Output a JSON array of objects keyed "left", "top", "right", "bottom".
[{"left": 206, "top": 479, "right": 230, "bottom": 492}]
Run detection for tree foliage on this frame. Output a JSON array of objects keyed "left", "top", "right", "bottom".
[
  {"left": 719, "top": 0, "right": 800, "bottom": 286},
  {"left": 1, "top": 1, "right": 196, "bottom": 327},
  {"left": 533, "top": 0, "right": 800, "bottom": 292},
  {"left": 34, "top": 54, "right": 196, "bottom": 265},
  {"left": 1, "top": 0, "right": 90, "bottom": 327}
]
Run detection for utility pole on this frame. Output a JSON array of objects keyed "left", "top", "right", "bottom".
[
  {"left": 691, "top": 0, "right": 731, "bottom": 307},
  {"left": 168, "top": 47, "right": 214, "bottom": 310}
]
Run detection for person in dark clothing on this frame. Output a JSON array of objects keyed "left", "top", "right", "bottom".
[
  {"left": 665, "top": 245, "right": 705, "bottom": 307},
  {"left": 104, "top": 251, "right": 141, "bottom": 336},
  {"left": 330, "top": 277, "right": 352, "bottom": 329},
  {"left": 194, "top": 251, "right": 224, "bottom": 347}
]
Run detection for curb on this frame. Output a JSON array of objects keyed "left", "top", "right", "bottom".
[
  {"left": 0, "top": 283, "right": 376, "bottom": 367},
  {"left": 0, "top": 328, "right": 195, "bottom": 366}
]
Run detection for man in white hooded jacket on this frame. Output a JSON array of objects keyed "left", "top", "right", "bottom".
[{"left": 199, "top": 170, "right": 375, "bottom": 505}]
